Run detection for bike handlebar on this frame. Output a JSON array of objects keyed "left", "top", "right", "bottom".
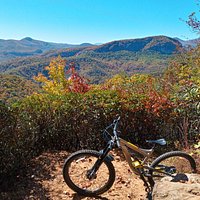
[{"left": 103, "top": 116, "right": 121, "bottom": 147}]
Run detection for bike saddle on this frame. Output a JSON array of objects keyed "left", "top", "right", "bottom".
[{"left": 146, "top": 139, "right": 166, "bottom": 146}]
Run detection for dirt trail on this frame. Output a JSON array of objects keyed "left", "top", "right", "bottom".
[{"left": 0, "top": 150, "right": 147, "bottom": 200}]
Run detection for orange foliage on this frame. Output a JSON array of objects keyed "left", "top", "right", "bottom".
[{"left": 67, "top": 62, "right": 90, "bottom": 93}]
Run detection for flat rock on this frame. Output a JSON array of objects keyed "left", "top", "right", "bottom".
[{"left": 152, "top": 173, "right": 200, "bottom": 200}]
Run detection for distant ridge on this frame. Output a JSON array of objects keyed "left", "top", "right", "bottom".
[
  {"left": 0, "top": 37, "right": 94, "bottom": 61},
  {"left": 86, "top": 36, "right": 182, "bottom": 54},
  {"left": 174, "top": 37, "right": 200, "bottom": 47}
]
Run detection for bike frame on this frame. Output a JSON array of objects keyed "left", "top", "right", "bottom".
[{"left": 119, "top": 138, "right": 153, "bottom": 175}]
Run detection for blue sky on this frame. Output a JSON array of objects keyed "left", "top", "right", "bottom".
[{"left": 0, "top": 0, "right": 199, "bottom": 44}]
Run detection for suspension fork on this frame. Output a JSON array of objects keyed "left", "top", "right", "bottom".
[{"left": 87, "top": 141, "right": 114, "bottom": 179}]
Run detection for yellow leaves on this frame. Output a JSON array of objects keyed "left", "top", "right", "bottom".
[
  {"left": 34, "top": 73, "right": 48, "bottom": 83},
  {"left": 103, "top": 74, "right": 127, "bottom": 90},
  {"left": 46, "top": 56, "right": 66, "bottom": 84},
  {"left": 129, "top": 74, "right": 153, "bottom": 84},
  {"left": 34, "top": 56, "right": 69, "bottom": 95}
]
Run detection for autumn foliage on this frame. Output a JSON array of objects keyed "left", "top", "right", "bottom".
[
  {"left": 34, "top": 56, "right": 90, "bottom": 94},
  {"left": 1, "top": 48, "right": 199, "bottom": 185}
]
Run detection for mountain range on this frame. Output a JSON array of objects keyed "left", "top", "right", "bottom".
[
  {"left": 0, "top": 36, "right": 199, "bottom": 62},
  {"left": 0, "top": 35, "right": 199, "bottom": 85},
  {"left": 0, "top": 37, "right": 94, "bottom": 62}
]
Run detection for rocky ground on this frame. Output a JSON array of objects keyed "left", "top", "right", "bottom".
[
  {"left": 152, "top": 173, "right": 200, "bottom": 200},
  {"left": 0, "top": 150, "right": 146, "bottom": 200},
  {"left": 0, "top": 150, "right": 199, "bottom": 200}
]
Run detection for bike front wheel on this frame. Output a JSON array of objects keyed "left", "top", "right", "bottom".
[
  {"left": 63, "top": 150, "right": 115, "bottom": 196},
  {"left": 148, "top": 151, "right": 197, "bottom": 186}
]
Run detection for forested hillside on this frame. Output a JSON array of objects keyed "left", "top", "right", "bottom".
[
  {"left": 0, "top": 36, "right": 179, "bottom": 84},
  {"left": 0, "top": 51, "right": 172, "bottom": 82},
  {"left": 0, "top": 75, "right": 40, "bottom": 104}
]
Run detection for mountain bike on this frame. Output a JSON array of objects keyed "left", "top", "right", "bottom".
[{"left": 63, "top": 117, "right": 197, "bottom": 196}]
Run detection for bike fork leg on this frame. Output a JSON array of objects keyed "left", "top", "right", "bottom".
[{"left": 87, "top": 142, "right": 113, "bottom": 179}]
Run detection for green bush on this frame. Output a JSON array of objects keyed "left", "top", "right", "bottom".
[
  {"left": 0, "top": 88, "right": 169, "bottom": 184},
  {"left": 0, "top": 102, "right": 30, "bottom": 185}
]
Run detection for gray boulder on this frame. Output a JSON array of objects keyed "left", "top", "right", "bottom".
[{"left": 152, "top": 173, "right": 200, "bottom": 200}]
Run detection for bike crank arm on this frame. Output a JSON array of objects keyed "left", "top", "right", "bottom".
[{"left": 144, "top": 166, "right": 176, "bottom": 178}]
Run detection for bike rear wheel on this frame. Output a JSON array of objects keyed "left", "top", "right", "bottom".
[
  {"left": 63, "top": 150, "right": 115, "bottom": 196},
  {"left": 148, "top": 151, "right": 196, "bottom": 186}
]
